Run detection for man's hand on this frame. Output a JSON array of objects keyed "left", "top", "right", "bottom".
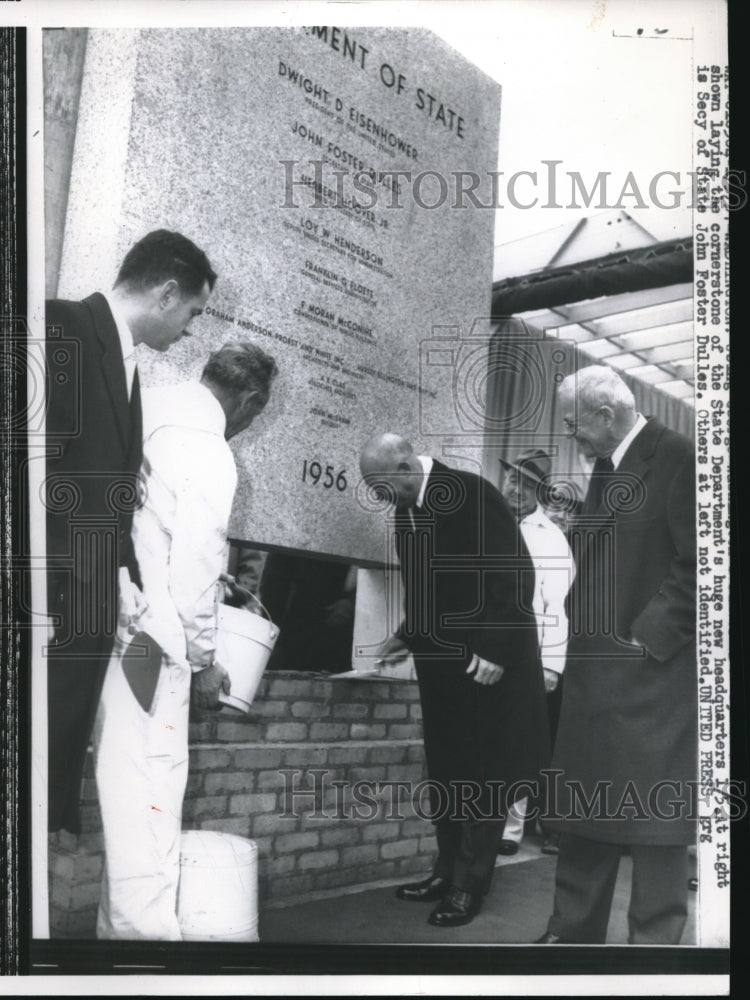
[
  {"left": 324, "top": 597, "right": 354, "bottom": 630},
  {"left": 375, "top": 632, "right": 410, "bottom": 667},
  {"left": 191, "top": 661, "right": 231, "bottom": 710},
  {"left": 543, "top": 668, "right": 560, "bottom": 693},
  {"left": 117, "top": 567, "right": 148, "bottom": 633},
  {"left": 466, "top": 655, "right": 504, "bottom": 685}
]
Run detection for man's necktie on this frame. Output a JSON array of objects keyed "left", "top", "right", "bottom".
[
  {"left": 411, "top": 504, "right": 432, "bottom": 529},
  {"left": 585, "top": 455, "right": 614, "bottom": 514},
  {"left": 393, "top": 504, "right": 430, "bottom": 567},
  {"left": 130, "top": 367, "right": 141, "bottom": 414},
  {"left": 395, "top": 504, "right": 428, "bottom": 531}
]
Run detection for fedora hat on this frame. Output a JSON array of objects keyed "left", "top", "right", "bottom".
[{"left": 498, "top": 448, "right": 551, "bottom": 485}]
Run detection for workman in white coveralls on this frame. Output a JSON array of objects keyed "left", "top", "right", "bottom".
[
  {"left": 497, "top": 449, "right": 576, "bottom": 856},
  {"left": 92, "top": 341, "right": 278, "bottom": 940}
]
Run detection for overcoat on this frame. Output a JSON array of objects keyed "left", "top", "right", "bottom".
[
  {"left": 45, "top": 292, "right": 142, "bottom": 832},
  {"left": 395, "top": 460, "right": 549, "bottom": 816},
  {"left": 549, "top": 418, "right": 697, "bottom": 844}
]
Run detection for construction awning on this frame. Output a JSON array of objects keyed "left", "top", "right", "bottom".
[{"left": 491, "top": 238, "right": 694, "bottom": 402}]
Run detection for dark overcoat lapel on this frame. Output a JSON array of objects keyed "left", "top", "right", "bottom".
[{"left": 86, "top": 292, "right": 133, "bottom": 452}]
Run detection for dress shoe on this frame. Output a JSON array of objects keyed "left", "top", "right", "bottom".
[
  {"left": 534, "top": 931, "right": 572, "bottom": 944},
  {"left": 497, "top": 839, "right": 519, "bottom": 856},
  {"left": 395, "top": 874, "right": 449, "bottom": 903},
  {"left": 541, "top": 834, "right": 560, "bottom": 855},
  {"left": 428, "top": 887, "right": 481, "bottom": 927}
]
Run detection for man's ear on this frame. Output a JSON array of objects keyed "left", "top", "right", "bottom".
[
  {"left": 397, "top": 461, "right": 411, "bottom": 474},
  {"left": 599, "top": 405, "right": 615, "bottom": 425},
  {"left": 157, "top": 278, "right": 181, "bottom": 309},
  {"left": 242, "top": 389, "right": 260, "bottom": 413}
]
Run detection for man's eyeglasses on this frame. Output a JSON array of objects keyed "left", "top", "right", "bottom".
[{"left": 562, "top": 406, "right": 601, "bottom": 433}]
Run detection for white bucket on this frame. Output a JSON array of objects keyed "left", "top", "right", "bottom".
[
  {"left": 215, "top": 602, "right": 279, "bottom": 713},
  {"left": 177, "top": 830, "right": 259, "bottom": 942}
]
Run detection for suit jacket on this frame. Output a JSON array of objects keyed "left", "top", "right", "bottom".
[
  {"left": 551, "top": 418, "right": 697, "bottom": 844},
  {"left": 394, "top": 460, "right": 549, "bottom": 810},
  {"left": 45, "top": 292, "right": 143, "bottom": 831}
]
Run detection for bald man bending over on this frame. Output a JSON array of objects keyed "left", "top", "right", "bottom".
[{"left": 360, "top": 434, "right": 549, "bottom": 928}]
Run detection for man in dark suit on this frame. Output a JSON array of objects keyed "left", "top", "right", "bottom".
[
  {"left": 45, "top": 229, "right": 216, "bottom": 833},
  {"left": 359, "top": 433, "right": 549, "bottom": 927},
  {"left": 537, "top": 365, "right": 696, "bottom": 945}
]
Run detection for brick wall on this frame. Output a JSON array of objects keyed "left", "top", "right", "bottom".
[{"left": 49, "top": 672, "right": 431, "bottom": 938}]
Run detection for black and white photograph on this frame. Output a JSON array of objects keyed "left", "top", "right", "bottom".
[{"left": 0, "top": 0, "right": 738, "bottom": 994}]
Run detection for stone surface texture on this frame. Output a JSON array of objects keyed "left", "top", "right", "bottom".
[{"left": 57, "top": 27, "right": 501, "bottom": 563}]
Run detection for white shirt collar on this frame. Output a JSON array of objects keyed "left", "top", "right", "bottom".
[
  {"left": 415, "top": 455, "right": 434, "bottom": 508},
  {"left": 141, "top": 381, "right": 227, "bottom": 440},
  {"left": 104, "top": 291, "right": 136, "bottom": 363},
  {"left": 195, "top": 382, "right": 228, "bottom": 438},
  {"left": 520, "top": 504, "right": 549, "bottom": 528},
  {"left": 610, "top": 413, "right": 647, "bottom": 469}
]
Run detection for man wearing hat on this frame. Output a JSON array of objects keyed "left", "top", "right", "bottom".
[{"left": 497, "top": 449, "right": 575, "bottom": 857}]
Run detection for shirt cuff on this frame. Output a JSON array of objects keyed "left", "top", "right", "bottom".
[{"left": 541, "top": 660, "right": 565, "bottom": 675}]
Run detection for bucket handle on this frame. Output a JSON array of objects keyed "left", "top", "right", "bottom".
[{"left": 219, "top": 573, "right": 275, "bottom": 624}]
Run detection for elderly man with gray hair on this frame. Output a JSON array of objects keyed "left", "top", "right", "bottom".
[
  {"left": 92, "top": 341, "right": 278, "bottom": 940},
  {"left": 536, "top": 364, "right": 697, "bottom": 945}
]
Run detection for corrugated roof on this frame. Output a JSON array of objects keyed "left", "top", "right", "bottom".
[{"left": 492, "top": 214, "right": 694, "bottom": 404}]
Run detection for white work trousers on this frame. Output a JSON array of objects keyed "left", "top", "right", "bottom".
[
  {"left": 92, "top": 628, "right": 191, "bottom": 940},
  {"left": 502, "top": 796, "right": 529, "bottom": 843}
]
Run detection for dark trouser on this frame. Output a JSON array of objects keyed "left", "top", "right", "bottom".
[
  {"left": 432, "top": 817, "right": 504, "bottom": 896},
  {"left": 412, "top": 647, "right": 545, "bottom": 897},
  {"left": 547, "top": 675, "right": 563, "bottom": 747},
  {"left": 48, "top": 651, "right": 110, "bottom": 833},
  {"left": 547, "top": 833, "right": 689, "bottom": 943},
  {"left": 537, "top": 679, "right": 563, "bottom": 837},
  {"left": 47, "top": 578, "right": 113, "bottom": 833}
]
